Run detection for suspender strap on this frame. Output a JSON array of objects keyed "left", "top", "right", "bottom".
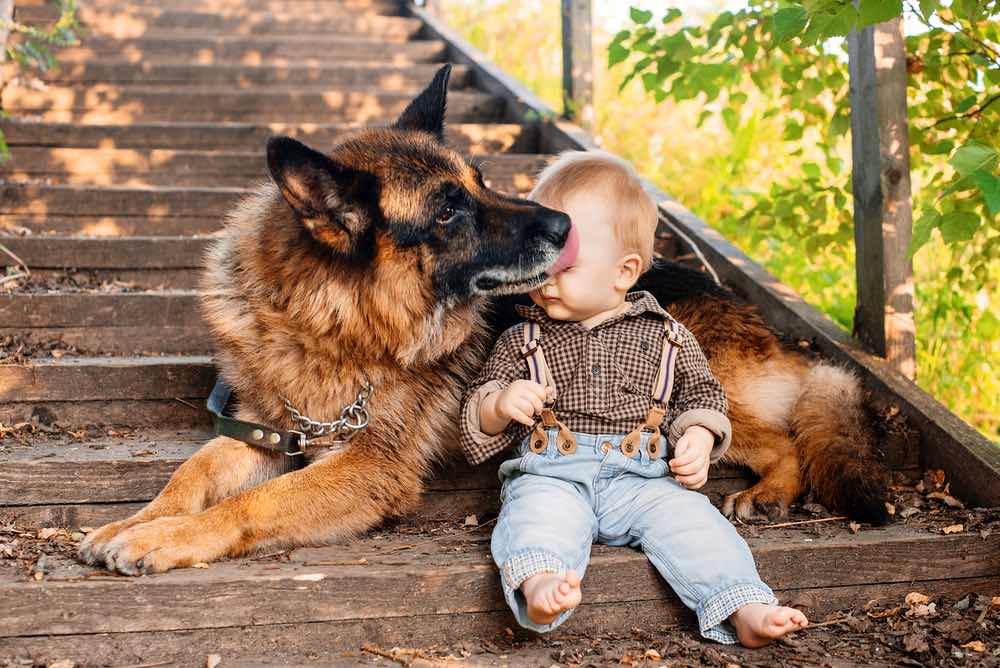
[
  {"left": 621, "top": 319, "right": 685, "bottom": 459},
  {"left": 520, "top": 321, "right": 556, "bottom": 391},
  {"left": 520, "top": 322, "right": 576, "bottom": 454},
  {"left": 651, "top": 318, "right": 685, "bottom": 404}
]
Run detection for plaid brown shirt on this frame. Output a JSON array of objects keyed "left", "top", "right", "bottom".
[{"left": 460, "top": 291, "right": 731, "bottom": 465}]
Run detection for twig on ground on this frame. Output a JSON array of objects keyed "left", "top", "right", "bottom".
[
  {"left": 807, "top": 615, "right": 854, "bottom": 629},
  {"left": 0, "top": 241, "right": 30, "bottom": 277},
  {"left": 382, "top": 517, "right": 498, "bottom": 554},
  {"left": 757, "top": 516, "right": 848, "bottom": 530},
  {"left": 0, "top": 272, "right": 26, "bottom": 287}
]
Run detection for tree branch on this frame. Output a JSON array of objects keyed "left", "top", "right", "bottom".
[{"left": 924, "top": 92, "right": 1000, "bottom": 129}]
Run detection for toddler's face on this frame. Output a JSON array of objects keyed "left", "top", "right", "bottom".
[{"left": 530, "top": 190, "right": 631, "bottom": 323}]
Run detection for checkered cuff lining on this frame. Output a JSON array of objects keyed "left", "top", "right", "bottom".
[
  {"left": 501, "top": 549, "right": 566, "bottom": 594},
  {"left": 698, "top": 582, "right": 778, "bottom": 644}
]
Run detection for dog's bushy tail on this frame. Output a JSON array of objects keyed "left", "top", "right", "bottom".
[{"left": 790, "top": 364, "right": 891, "bottom": 525}]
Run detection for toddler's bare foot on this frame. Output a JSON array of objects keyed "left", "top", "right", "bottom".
[
  {"left": 729, "top": 603, "right": 808, "bottom": 647},
  {"left": 520, "top": 569, "right": 582, "bottom": 625}
]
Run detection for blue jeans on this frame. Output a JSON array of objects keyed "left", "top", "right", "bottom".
[{"left": 491, "top": 428, "right": 777, "bottom": 643}]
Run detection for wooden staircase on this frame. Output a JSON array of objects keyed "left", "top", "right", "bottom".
[{"left": 1, "top": 0, "right": 997, "bottom": 664}]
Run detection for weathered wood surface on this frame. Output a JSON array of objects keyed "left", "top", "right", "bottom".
[
  {"left": 1, "top": 525, "right": 996, "bottom": 639},
  {"left": 16, "top": 5, "right": 423, "bottom": 38},
  {"left": 560, "top": 0, "right": 593, "bottom": 128},
  {"left": 848, "top": 17, "right": 916, "bottom": 378},
  {"left": 0, "top": 292, "right": 202, "bottom": 327},
  {"left": 2, "top": 86, "right": 503, "bottom": 124},
  {"left": 0, "top": 118, "right": 539, "bottom": 153},
  {"left": 0, "top": 325, "right": 213, "bottom": 354},
  {"left": 0, "top": 356, "right": 214, "bottom": 401},
  {"left": 0, "top": 237, "right": 209, "bottom": 268},
  {"left": 3, "top": 577, "right": 994, "bottom": 665},
  {"left": 1, "top": 148, "right": 550, "bottom": 189},
  {"left": 14, "top": 0, "right": 405, "bottom": 11},
  {"left": 0, "top": 399, "right": 213, "bottom": 429}
]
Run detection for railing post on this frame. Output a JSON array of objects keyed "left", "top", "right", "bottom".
[
  {"left": 560, "top": 0, "right": 594, "bottom": 129},
  {"left": 847, "top": 16, "right": 916, "bottom": 379}
]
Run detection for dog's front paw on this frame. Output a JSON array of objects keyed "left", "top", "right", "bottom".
[
  {"left": 722, "top": 487, "right": 790, "bottom": 523},
  {"left": 78, "top": 518, "right": 143, "bottom": 566},
  {"left": 100, "top": 515, "right": 223, "bottom": 575}
]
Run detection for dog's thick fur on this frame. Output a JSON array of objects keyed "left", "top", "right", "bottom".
[{"left": 80, "top": 66, "right": 888, "bottom": 575}]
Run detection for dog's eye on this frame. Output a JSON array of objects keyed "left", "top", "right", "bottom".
[{"left": 437, "top": 206, "right": 458, "bottom": 226}]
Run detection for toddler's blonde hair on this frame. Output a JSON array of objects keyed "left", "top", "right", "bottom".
[{"left": 530, "top": 149, "right": 658, "bottom": 271}]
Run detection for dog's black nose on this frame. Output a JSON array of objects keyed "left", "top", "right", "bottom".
[{"left": 533, "top": 208, "right": 571, "bottom": 246}]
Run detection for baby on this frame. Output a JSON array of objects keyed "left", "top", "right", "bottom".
[{"left": 459, "top": 150, "right": 807, "bottom": 646}]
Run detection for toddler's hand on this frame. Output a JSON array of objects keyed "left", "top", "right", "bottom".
[
  {"left": 494, "top": 380, "right": 553, "bottom": 427},
  {"left": 669, "top": 425, "right": 715, "bottom": 489}
]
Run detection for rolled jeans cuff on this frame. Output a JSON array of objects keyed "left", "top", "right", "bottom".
[
  {"left": 698, "top": 582, "right": 778, "bottom": 644},
  {"left": 501, "top": 548, "right": 566, "bottom": 593}
]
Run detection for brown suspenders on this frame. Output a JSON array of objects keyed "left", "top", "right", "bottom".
[{"left": 519, "top": 318, "right": 685, "bottom": 458}]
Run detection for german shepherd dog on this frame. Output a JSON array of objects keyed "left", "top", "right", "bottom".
[{"left": 79, "top": 66, "right": 888, "bottom": 575}]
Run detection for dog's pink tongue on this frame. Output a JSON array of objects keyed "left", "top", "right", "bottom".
[{"left": 546, "top": 223, "right": 579, "bottom": 276}]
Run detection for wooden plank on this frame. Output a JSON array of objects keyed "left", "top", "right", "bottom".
[
  {"left": 35, "top": 61, "right": 469, "bottom": 88},
  {"left": 0, "top": 183, "right": 241, "bottom": 216},
  {"left": 419, "top": 8, "right": 999, "bottom": 505},
  {"left": 0, "top": 356, "right": 214, "bottom": 401},
  {"left": 29, "top": 35, "right": 445, "bottom": 64},
  {"left": 0, "top": 236, "right": 209, "bottom": 269},
  {"left": 848, "top": 17, "right": 916, "bottom": 378},
  {"left": 0, "top": 213, "right": 222, "bottom": 236},
  {"left": 14, "top": 0, "right": 405, "bottom": 12},
  {"left": 0, "top": 326, "right": 213, "bottom": 354},
  {"left": 16, "top": 6, "right": 424, "bottom": 38},
  {"left": 560, "top": 0, "right": 593, "bottom": 129},
  {"left": 3, "top": 268, "right": 201, "bottom": 290},
  {"left": 0, "top": 118, "right": 540, "bottom": 153},
  {"left": 0, "top": 292, "right": 202, "bottom": 327},
  {"left": 2, "top": 87, "right": 503, "bottom": 124},
  {"left": 1, "top": 148, "right": 550, "bottom": 189},
  {"left": 0, "top": 399, "right": 212, "bottom": 429},
  {"left": 0, "top": 525, "right": 995, "bottom": 637},
  {"left": 2, "top": 576, "right": 995, "bottom": 663}
]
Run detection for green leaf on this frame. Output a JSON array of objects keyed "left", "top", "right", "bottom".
[
  {"left": 978, "top": 309, "right": 1000, "bottom": 339},
  {"left": 630, "top": 7, "right": 653, "bottom": 25},
  {"left": 972, "top": 170, "right": 1000, "bottom": 216},
  {"left": 918, "top": 0, "right": 938, "bottom": 20},
  {"left": 722, "top": 107, "right": 739, "bottom": 134},
  {"left": 803, "top": 162, "right": 821, "bottom": 180},
  {"left": 954, "top": 94, "right": 977, "bottom": 113},
  {"left": 783, "top": 120, "right": 804, "bottom": 141},
  {"left": 949, "top": 143, "right": 999, "bottom": 177},
  {"left": 661, "top": 8, "right": 682, "bottom": 24},
  {"left": 858, "top": 0, "right": 902, "bottom": 26},
  {"left": 773, "top": 7, "right": 808, "bottom": 43},
  {"left": 908, "top": 210, "right": 940, "bottom": 257},
  {"left": 609, "top": 42, "right": 629, "bottom": 67},
  {"left": 939, "top": 210, "right": 980, "bottom": 243}
]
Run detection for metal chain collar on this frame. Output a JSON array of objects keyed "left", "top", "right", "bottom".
[{"left": 281, "top": 381, "right": 373, "bottom": 443}]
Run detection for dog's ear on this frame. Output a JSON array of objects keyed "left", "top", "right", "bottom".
[
  {"left": 267, "top": 136, "right": 370, "bottom": 251},
  {"left": 393, "top": 64, "right": 450, "bottom": 142}
]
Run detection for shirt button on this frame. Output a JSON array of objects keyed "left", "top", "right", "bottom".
[
  {"left": 640, "top": 340, "right": 649, "bottom": 352},
  {"left": 592, "top": 365, "right": 600, "bottom": 377},
  {"left": 600, "top": 441, "right": 613, "bottom": 453}
]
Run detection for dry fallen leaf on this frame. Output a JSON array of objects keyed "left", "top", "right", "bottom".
[
  {"left": 48, "top": 660, "right": 74, "bottom": 668},
  {"left": 899, "top": 507, "right": 920, "bottom": 519},
  {"left": 33, "top": 571, "right": 44, "bottom": 581},
  {"left": 927, "top": 491, "right": 964, "bottom": 509},
  {"left": 906, "top": 592, "right": 930, "bottom": 606},
  {"left": 884, "top": 502, "right": 896, "bottom": 516},
  {"left": 463, "top": 514, "right": 479, "bottom": 527},
  {"left": 205, "top": 654, "right": 222, "bottom": 668},
  {"left": 192, "top": 562, "right": 210, "bottom": 569},
  {"left": 992, "top": 596, "right": 1000, "bottom": 607},
  {"left": 961, "top": 640, "right": 986, "bottom": 652},
  {"left": 79, "top": 526, "right": 94, "bottom": 533},
  {"left": 848, "top": 522, "right": 861, "bottom": 534},
  {"left": 37, "top": 527, "right": 59, "bottom": 540},
  {"left": 942, "top": 524, "right": 964, "bottom": 534},
  {"left": 643, "top": 649, "right": 661, "bottom": 661}
]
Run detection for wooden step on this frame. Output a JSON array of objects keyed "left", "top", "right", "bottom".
[
  {"left": 2, "top": 85, "right": 502, "bottom": 124},
  {"left": 1, "top": 148, "right": 549, "bottom": 189},
  {"left": 0, "top": 183, "right": 240, "bottom": 218},
  {"left": 15, "top": 5, "right": 422, "bottom": 38},
  {"left": 29, "top": 35, "right": 445, "bottom": 65},
  {"left": 0, "top": 519, "right": 995, "bottom": 663},
  {"left": 0, "top": 119, "right": 540, "bottom": 154},
  {"left": 27, "top": 61, "right": 471, "bottom": 88},
  {"left": 0, "top": 356, "right": 215, "bottom": 428},
  {"left": 0, "top": 434, "right": 756, "bottom": 530},
  {"left": 14, "top": 0, "right": 405, "bottom": 15},
  {"left": 0, "top": 288, "right": 212, "bottom": 354}
]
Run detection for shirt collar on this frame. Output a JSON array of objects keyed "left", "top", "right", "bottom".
[{"left": 514, "top": 290, "right": 668, "bottom": 328}]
